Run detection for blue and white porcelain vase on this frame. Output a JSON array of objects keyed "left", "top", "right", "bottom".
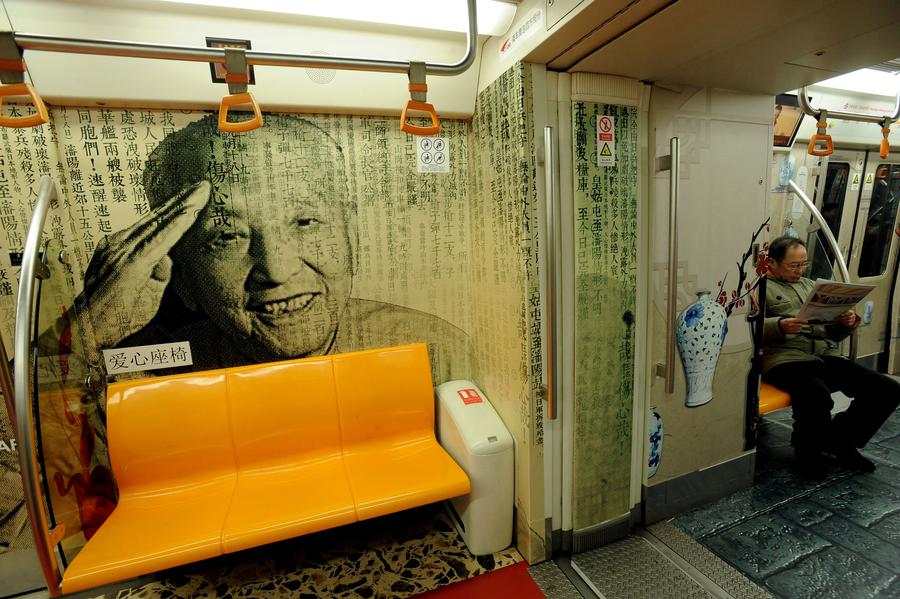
[
  {"left": 675, "top": 291, "right": 728, "bottom": 407},
  {"left": 647, "top": 407, "right": 663, "bottom": 478}
]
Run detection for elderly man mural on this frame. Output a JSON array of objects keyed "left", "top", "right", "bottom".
[{"left": 74, "top": 113, "right": 468, "bottom": 382}]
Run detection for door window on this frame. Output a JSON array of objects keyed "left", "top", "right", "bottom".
[
  {"left": 858, "top": 164, "right": 900, "bottom": 278},
  {"left": 809, "top": 162, "right": 849, "bottom": 280}
]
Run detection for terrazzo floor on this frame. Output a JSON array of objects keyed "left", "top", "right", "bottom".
[{"left": 673, "top": 404, "right": 900, "bottom": 599}]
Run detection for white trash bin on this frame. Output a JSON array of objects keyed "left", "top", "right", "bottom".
[{"left": 435, "top": 380, "right": 514, "bottom": 555}]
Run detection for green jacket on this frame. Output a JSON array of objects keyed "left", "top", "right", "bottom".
[{"left": 762, "top": 276, "right": 854, "bottom": 374}]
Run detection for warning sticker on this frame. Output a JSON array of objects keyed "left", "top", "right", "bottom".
[
  {"left": 458, "top": 388, "right": 483, "bottom": 405},
  {"left": 597, "top": 115, "right": 615, "bottom": 167},
  {"left": 863, "top": 172, "right": 874, "bottom": 192},
  {"left": 851, "top": 172, "right": 860, "bottom": 191}
]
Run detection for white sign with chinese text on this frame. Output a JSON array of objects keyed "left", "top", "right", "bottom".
[
  {"left": 417, "top": 137, "right": 450, "bottom": 173},
  {"left": 597, "top": 115, "right": 616, "bottom": 167},
  {"left": 499, "top": 8, "right": 543, "bottom": 60},
  {"left": 103, "top": 342, "right": 193, "bottom": 375}
]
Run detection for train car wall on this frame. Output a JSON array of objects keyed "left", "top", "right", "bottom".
[
  {"left": 0, "top": 61, "right": 548, "bottom": 563},
  {"left": 570, "top": 99, "right": 639, "bottom": 529},
  {"left": 468, "top": 62, "right": 544, "bottom": 562}
]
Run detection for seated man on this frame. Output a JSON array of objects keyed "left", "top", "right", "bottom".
[{"left": 762, "top": 235, "right": 899, "bottom": 479}]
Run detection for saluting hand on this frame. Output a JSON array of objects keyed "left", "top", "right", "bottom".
[{"left": 74, "top": 181, "right": 212, "bottom": 350}]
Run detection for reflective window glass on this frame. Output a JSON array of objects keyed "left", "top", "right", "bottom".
[
  {"left": 809, "top": 162, "right": 849, "bottom": 280},
  {"left": 858, "top": 164, "right": 900, "bottom": 277}
]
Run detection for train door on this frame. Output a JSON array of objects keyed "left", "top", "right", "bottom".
[
  {"left": 807, "top": 150, "right": 866, "bottom": 279},
  {"left": 644, "top": 86, "right": 769, "bottom": 518},
  {"left": 847, "top": 153, "right": 900, "bottom": 360}
]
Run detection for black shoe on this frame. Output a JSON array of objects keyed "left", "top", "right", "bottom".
[
  {"left": 795, "top": 450, "right": 828, "bottom": 480},
  {"left": 825, "top": 444, "right": 876, "bottom": 473}
]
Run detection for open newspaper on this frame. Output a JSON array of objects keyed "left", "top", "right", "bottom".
[{"left": 796, "top": 279, "right": 875, "bottom": 323}]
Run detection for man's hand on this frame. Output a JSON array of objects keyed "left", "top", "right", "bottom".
[
  {"left": 836, "top": 310, "right": 861, "bottom": 328},
  {"left": 75, "top": 181, "right": 212, "bottom": 350},
  {"left": 778, "top": 317, "right": 808, "bottom": 334}
]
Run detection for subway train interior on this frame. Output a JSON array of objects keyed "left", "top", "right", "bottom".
[{"left": 0, "top": 0, "right": 899, "bottom": 598}]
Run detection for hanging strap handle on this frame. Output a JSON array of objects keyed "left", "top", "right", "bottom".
[
  {"left": 0, "top": 34, "right": 48, "bottom": 129},
  {"left": 807, "top": 109, "right": 833, "bottom": 157},
  {"left": 879, "top": 118, "right": 893, "bottom": 159},
  {"left": 400, "top": 61, "right": 439, "bottom": 137},
  {"left": 217, "top": 47, "right": 263, "bottom": 133}
]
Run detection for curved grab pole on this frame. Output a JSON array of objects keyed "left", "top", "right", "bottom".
[
  {"left": 798, "top": 85, "right": 900, "bottom": 124},
  {"left": 788, "top": 179, "right": 857, "bottom": 360},
  {"left": 14, "top": 175, "right": 63, "bottom": 596},
  {"left": 12, "top": 0, "right": 477, "bottom": 78}
]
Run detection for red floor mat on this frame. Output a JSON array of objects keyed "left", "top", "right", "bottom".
[{"left": 415, "top": 561, "right": 545, "bottom": 598}]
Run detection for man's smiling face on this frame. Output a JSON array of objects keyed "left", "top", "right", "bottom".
[{"left": 171, "top": 124, "right": 354, "bottom": 361}]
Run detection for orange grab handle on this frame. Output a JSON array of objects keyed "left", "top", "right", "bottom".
[
  {"left": 0, "top": 83, "right": 49, "bottom": 128},
  {"left": 217, "top": 92, "right": 263, "bottom": 133},
  {"left": 807, "top": 133, "right": 834, "bottom": 157},
  {"left": 400, "top": 100, "right": 440, "bottom": 137},
  {"left": 880, "top": 137, "right": 890, "bottom": 159}
]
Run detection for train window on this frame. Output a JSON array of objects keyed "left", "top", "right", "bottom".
[
  {"left": 858, "top": 164, "right": 900, "bottom": 278},
  {"left": 808, "top": 162, "right": 849, "bottom": 280},
  {"left": 773, "top": 94, "right": 805, "bottom": 148}
]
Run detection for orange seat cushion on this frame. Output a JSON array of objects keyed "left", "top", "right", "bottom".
[
  {"left": 62, "top": 344, "right": 470, "bottom": 592},
  {"left": 333, "top": 344, "right": 470, "bottom": 521},
  {"left": 759, "top": 382, "right": 792, "bottom": 414},
  {"left": 62, "top": 373, "right": 236, "bottom": 594},
  {"left": 61, "top": 477, "right": 235, "bottom": 594},
  {"left": 221, "top": 360, "right": 356, "bottom": 553}
]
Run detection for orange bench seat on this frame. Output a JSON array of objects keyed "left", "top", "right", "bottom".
[
  {"left": 759, "top": 381, "right": 792, "bottom": 415},
  {"left": 61, "top": 344, "right": 470, "bottom": 594}
]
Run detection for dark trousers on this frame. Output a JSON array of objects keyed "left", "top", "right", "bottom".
[{"left": 765, "top": 356, "right": 900, "bottom": 452}]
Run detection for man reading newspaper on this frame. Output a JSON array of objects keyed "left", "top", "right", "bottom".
[{"left": 762, "top": 236, "right": 899, "bottom": 480}]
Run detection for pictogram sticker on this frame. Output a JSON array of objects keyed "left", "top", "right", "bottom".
[{"left": 596, "top": 115, "right": 616, "bottom": 166}]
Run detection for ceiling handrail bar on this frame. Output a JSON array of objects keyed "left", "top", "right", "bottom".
[
  {"left": 14, "top": 174, "right": 64, "bottom": 596},
  {"left": 798, "top": 85, "right": 900, "bottom": 124},
  {"left": 10, "top": 0, "right": 477, "bottom": 77}
]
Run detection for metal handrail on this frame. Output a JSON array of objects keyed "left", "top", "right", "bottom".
[
  {"left": 12, "top": 0, "right": 477, "bottom": 77},
  {"left": 656, "top": 137, "right": 680, "bottom": 394},
  {"left": 788, "top": 179, "right": 858, "bottom": 359},
  {"left": 543, "top": 126, "right": 558, "bottom": 420},
  {"left": 798, "top": 85, "right": 900, "bottom": 124},
  {"left": 14, "top": 175, "right": 62, "bottom": 596}
]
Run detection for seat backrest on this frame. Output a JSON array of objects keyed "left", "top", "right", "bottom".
[
  {"left": 332, "top": 343, "right": 435, "bottom": 448},
  {"left": 226, "top": 357, "right": 342, "bottom": 469},
  {"left": 107, "top": 370, "right": 234, "bottom": 494}
]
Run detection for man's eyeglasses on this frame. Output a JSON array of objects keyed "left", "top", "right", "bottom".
[{"left": 781, "top": 261, "right": 809, "bottom": 270}]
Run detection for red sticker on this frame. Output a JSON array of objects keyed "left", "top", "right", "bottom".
[{"left": 458, "top": 388, "right": 483, "bottom": 405}]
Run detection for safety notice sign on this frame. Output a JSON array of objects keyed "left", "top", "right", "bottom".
[
  {"left": 863, "top": 172, "right": 874, "bottom": 192},
  {"left": 417, "top": 136, "right": 450, "bottom": 173},
  {"left": 597, "top": 115, "right": 615, "bottom": 167}
]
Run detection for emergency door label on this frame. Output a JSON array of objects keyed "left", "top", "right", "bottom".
[
  {"left": 417, "top": 137, "right": 450, "bottom": 174},
  {"left": 597, "top": 115, "right": 616, "bottom": 167},
  {"left": 458, "top": 388, "right": 483, "bottom": 405}
]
